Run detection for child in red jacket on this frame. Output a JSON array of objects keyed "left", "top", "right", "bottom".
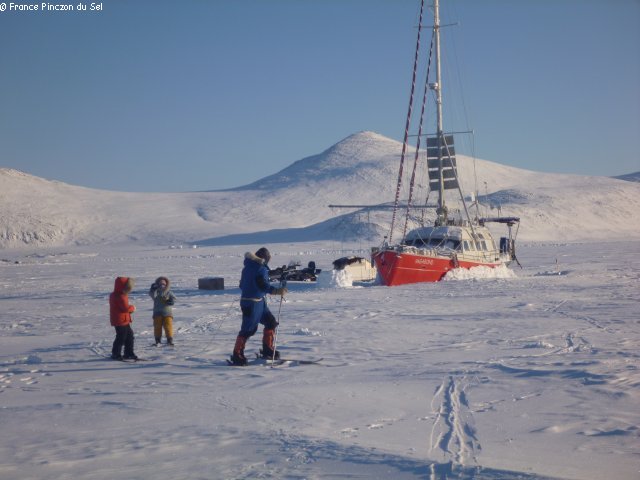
[{"left": 109, "top": 276, "right": 137, "bottom": 360}]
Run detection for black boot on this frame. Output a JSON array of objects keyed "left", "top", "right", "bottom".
[
  {"left": 167, "top": 337, "right": 174, "bottom": 346},
  {"left": 154, "top": 336, "right": 161, "bottom": 346}
]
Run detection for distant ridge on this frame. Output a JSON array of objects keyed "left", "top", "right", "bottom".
[
  {"left": 1, "top": 132, "right": 640, "bottom": 248},
  {"left": 613, "top": 171, "right": 640, "bottom": 183}
]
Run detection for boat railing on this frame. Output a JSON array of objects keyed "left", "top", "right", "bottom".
[
  {"left": 384, "top": 242, "right": 504, "bottom": 264},
  {"left": 396, "top": 244, "right": 459, "bottom": 258}
]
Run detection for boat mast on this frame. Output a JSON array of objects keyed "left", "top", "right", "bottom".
[{"left": 433, "top": 0, "right": 448, "bottom": 226}]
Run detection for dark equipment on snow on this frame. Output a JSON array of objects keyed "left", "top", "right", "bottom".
[
  {"left": 332, "top": 256, "right": 366, "bottom": 270},
  {"left": 198, "top": 277, "right": 225, "bottom": 290},
  {"left": 268, "top": 261, "right": 321, "bottom": 282}
]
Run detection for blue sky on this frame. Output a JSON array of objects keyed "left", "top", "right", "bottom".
[{"left": 1, "top": 0, "right": 638, "bottom": 192}]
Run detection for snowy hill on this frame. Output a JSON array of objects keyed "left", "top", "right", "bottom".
[{"left": 2, "top": 131, "right": 640, "bottom": 248}]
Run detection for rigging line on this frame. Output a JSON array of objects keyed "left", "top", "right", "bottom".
[
  {"left": 388, "top": 0, "right": 425, "bottom": 244},
  {"left": 442, "top": 137, "right": 476, "bottom": 238},
  {"left": 403, "top": 28, "right": 436, "bottom": 240},
  {"left": 441, "top": 4, "right": 479, "bottom": 208},
  {"left": 187, "top": 299, "right": 238, "bottom": 357},
  {"left": 470, "top": 132, "right": 481, "bottom": 219},
  {"left": 421, "top": 189, "right": 432, "bottom": 225},
  {"left": 449, "top": 32, "right": 481, "bottom": 217},
  {"left": 447, "top": 13, "right": 473, "bottom": 148}
]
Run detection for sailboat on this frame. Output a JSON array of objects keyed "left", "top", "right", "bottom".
[{"left": 372, "top": 0, "right": 520, "bottom": 286}]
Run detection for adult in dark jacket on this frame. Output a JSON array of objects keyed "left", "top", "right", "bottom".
[
  {"left": 109, "top": 276, "right": 137, "bottom": 360},
  {"left": 231, "top": 247, "right": 287, "bottom": 365}
]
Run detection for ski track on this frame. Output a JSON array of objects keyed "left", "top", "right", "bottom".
[{"left": 429, "top": 375, "right": 481, "bottom": 475}]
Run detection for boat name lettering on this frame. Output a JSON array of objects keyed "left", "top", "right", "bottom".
[{"left": 414, "top": 258, "right": 434, "bottom": 265}]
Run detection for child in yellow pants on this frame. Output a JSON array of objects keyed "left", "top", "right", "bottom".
[
  {"left": 149, "top": 276, "right": 177, "bottom": 346},
  {"left": 153, "top": 315, "right": 174, "bottom": 345}
]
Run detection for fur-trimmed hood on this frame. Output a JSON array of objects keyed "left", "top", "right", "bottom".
[
  {"left": 245, "top": 251, "right": 266, "bottom": 265},
  {"left": 113, "top": 276, "right": 134, "bottom": 294},
  {"left": 154, "top": 276, "right": 171, "bottom": 288}
]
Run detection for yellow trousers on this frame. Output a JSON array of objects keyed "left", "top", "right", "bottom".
[{"left": 153, "top": 315, "right": 173, "bottom": 339}]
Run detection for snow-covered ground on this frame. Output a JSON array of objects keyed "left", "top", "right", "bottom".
[{"left": 1, "top": 240, "right": 638, "bottom": 480}]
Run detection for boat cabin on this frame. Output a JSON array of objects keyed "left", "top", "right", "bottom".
[{"left": 401, "top": 224, "right": 503, "bottom": 262}]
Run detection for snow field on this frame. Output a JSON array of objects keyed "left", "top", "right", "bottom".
[{"left": 0, "top": 241, "right": 638, "bottom": 479}]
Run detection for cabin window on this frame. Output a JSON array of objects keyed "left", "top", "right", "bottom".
[
  {"left": 419, "top": 238, "right": 444, "bottom": 248},
  {"left": 463, "top": 240, "right": 470, "bottom": 251},
  {"left": 405, "top": 238, "right": 430, "bottom": 248},
  {"left": 406, "top": 237, "right": 463, "bottom": 249},
  {"left": 444, "top": 239, "right": 461, "bottom": 250},
  {"left": 480, "top": 241, "right": 487, "bottom": 251}
]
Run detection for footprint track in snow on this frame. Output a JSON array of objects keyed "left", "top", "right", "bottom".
[
  {"left": 339, "top": 417, "right": 398, "bottom": 438},
  {"left": 429, "top": 375, "right": 480, "bottom": 468}
]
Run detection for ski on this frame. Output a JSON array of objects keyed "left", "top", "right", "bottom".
[
  {"left": 256, "top": 350, "right": 323, "bottom": 365},
  {"left": 226, "top": 357, "right": 277, "bottom": 367},
  {"left": 109, "top": 356, "right": 146, "bottom": 362},
  {"left": 278, "top": 357, "right": 323, "bottom": 365},
  {"left": 226, "top": 356, "right": 322, "bottom": 367}
]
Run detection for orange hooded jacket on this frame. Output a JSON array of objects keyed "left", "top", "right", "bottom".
[{"left": 109, "top": 277, "right": 136, "bottom": 326}]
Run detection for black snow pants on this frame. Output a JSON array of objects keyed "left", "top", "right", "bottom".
[{"left": 112, "top": 324, "right": 135, "bottom": 357}]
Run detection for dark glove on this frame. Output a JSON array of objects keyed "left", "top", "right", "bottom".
[
  {"left": 165, "top": 298, "right": 174, "bottom": 306},
  {"left": 151, "top": 283, "right": 158, "bottom": 290}
]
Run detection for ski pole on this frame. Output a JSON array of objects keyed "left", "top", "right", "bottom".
[
  {"left": 271, "top": 295, "right": 283, "bottom": 367},
  {"left": 271, "top": 274, "right": 287, "bottom": 367}
]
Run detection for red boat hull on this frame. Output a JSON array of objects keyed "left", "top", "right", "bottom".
[{"left": 373, "top": 250, "right": 499, "bottom": 286}]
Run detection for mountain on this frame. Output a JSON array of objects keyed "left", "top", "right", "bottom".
[{"left": 1, "top": 131, "right": 640, "bottom": 248}]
